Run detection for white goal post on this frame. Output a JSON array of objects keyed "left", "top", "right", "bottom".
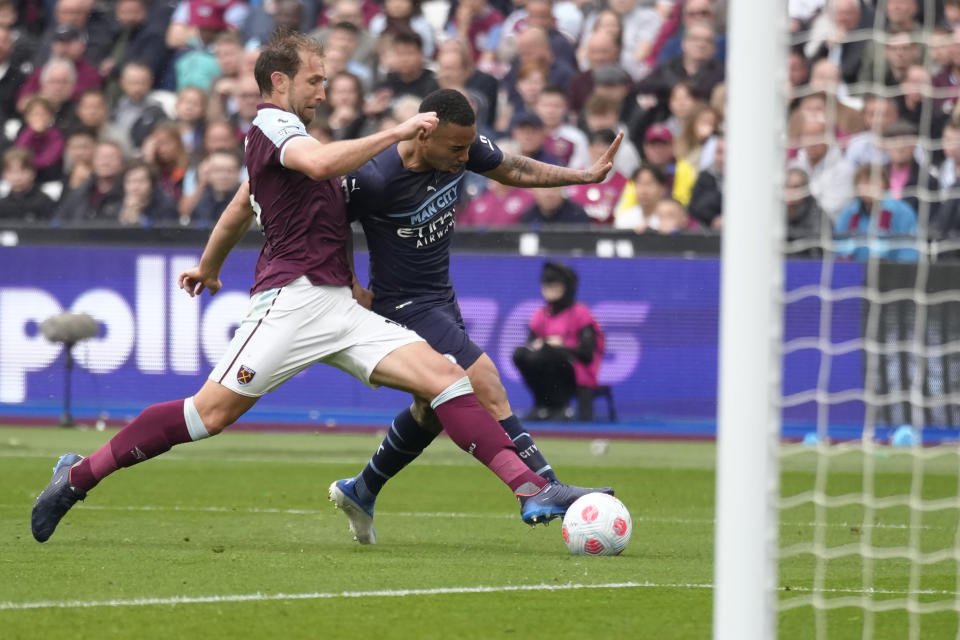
[{"left": 713, "top": 1, "right": 787, "bottom": 639}]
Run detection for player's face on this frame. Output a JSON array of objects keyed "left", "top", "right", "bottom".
[
  {"left": 422, "top": 122, "right": 476, "bottom": 172},
  {"left": 288, "top": 52, "right": 327, "bottom": 124}
]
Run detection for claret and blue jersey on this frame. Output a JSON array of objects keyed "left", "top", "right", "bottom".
[{"left": 345, "top": 135, "right": 503, "bottom": 317}]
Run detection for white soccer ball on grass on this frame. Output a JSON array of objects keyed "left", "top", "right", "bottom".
[{"left": 561, "top": 492, "right": 632, "bottom": 556}]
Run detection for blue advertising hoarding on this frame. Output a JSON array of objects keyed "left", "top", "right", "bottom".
[{"left": 0, "top": 246, "right": 867, "bottom": 435}]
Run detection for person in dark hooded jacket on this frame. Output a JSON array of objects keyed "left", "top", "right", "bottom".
[{"left": 513, "top": 262, "right": 604, "bottom": 421}]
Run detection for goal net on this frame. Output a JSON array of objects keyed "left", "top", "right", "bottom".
[{"left": 716, "top": 1, "right": 960, "bottom": 638}]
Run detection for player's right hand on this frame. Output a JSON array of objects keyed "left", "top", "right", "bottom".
[
  {"left": 178, "top": 266, "right": 222, "bottom": 297},
  {"left": 395, "top": 111, "right": 439, "bottom": 140}
]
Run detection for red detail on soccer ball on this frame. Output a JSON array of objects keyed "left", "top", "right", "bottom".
[
  {"left": 584, "top": 538, "right": 605, "bottom": 555},
  {"left": 562, "top": 526, "right": 569, "bottom": 543},
  {"left": 582, "top": 505, "right": 599, "bottom": 522},
  {"left": 612, "top": 517, "right": 628, "bottom": 536}
]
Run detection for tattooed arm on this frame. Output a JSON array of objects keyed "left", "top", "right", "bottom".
[{"left": 482, "top": 132, "right": 623, "bottom": 188}]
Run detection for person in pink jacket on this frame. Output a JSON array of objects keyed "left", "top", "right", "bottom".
[{"left": 513, "top": 261, "right": 604, "bottom": 421}]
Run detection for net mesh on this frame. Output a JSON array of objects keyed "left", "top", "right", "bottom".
[{"left": 778, "top": 1, "right": 960, "bottom": 637}]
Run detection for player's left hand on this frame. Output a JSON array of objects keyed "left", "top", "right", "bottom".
[
  {"left": 582, "top": 131, "right": 623, "bottom": 184},
  {"left": 352, "top": 281, "right": 374, "bottom": 309},
  {"left": 179, "top": 266, "right": 222, "bottom": 297}
]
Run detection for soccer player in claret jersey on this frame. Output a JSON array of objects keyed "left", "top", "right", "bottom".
[
  {"left": 31, "top": 34, "right": 602, "bottom": 544},
  {"left": 329, "top": 88, "right": 621, "bottom": 543}
]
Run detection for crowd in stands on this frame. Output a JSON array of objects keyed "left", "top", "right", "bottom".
[{"left": 0, "top": 0, "right": 956, "bottom": 253}]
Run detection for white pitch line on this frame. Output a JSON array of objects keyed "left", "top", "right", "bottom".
[
  {"left": 30, "top": 504, "right": 945, "bottom": 530},
  {"left": 3, "top": 582, "right": 959, "bottom": 612},
  {"left": 0, "top": 582, "right": 651, "bottom": 611}
]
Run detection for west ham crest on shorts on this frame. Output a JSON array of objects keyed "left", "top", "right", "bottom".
[{"left": 237, "top": 365, "right": 256, "bottom": 385}]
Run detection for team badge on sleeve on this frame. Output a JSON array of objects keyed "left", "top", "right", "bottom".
[{"left": 237, "top": 365, "right": 256, "bottom": 385}]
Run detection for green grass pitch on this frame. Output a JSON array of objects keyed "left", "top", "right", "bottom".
[{"left": 1, "top": 426, "right": 958, "bottom": 639}]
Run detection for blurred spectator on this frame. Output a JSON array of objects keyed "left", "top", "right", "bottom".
[
  {"left": 504, "top": 27, "right": 576, "bottom": 108},
  {"left": 142, "top": 122, "right": 189, "bottom": 203},
  {"left": 535, "top": 86, "right": 589, "bottom": 169},
  {"left": 859, "top": 30, "right": 920, "bottom": 86},
  {"left": 784, "top": 167, "right": 825, "bottom": 241},
  {"left": 0, "top": 1, "right": 39, "bottom": 73},
  {"left": 787, "top": 48, "right": 810, "bottom": 92},
  {"left": 583, "top": 94, "right": 642, "bottom": 177},
  {"left": 653, "top": 0, "right": 727, "bottom": 65},
  {"left": 511, "top": 61, "right": 548, "bottom": 116},
  {"left": 933, "top": 21, "right": 960, "bottom": 115},
  {"left": 118, "top": 160, "right": 179, "bottom": 227},
  {"left": 663, "top": 81, "right": 700, "bottom": 138},
  {"left": 788, "top": 115, "right": 854, "bottom": 217},
  {"left": 642, "top": 123, "right": 695, "bottom": 204},
  {"left": 674, "top": 103, "right": 718, "bottom": 168},
  {"left": 520, "top": 186, "right": 592, "bottom": 224},
  {"left": 897, "top": 64, "right": 947, "bottom": 146},
  {"left": 112, "top": 61, "right": 168, "bottom": 149},
  {"left": 375, "top": 30, "right": 438, "bottom": 99},
  {"left": 370, "top": 0, "right": 435, "bottom": 58},
  {"left": 54, "top": 140, "right": 125, "bottom": 223},
  {"left": 884, "top": 0, "right": 920, "bottom": 32},
  {"left": 589, "top": 0, "right": 661, "bottom": 80},
  {"left": 0, "top": 148, "right": 54, "bottom": 222},
  {"left": 512, "top": 261, "right": 604, "bottom": 421},
  {"left": 0, "top": 26, "right": 25, "bottom": 121},
  {"left": 18, "top": 25, "right": 101, "bottom": 107},
  {"left": 435, "top": 41, "right": 494, "bottom": 128},
  {"left": 244, "top": 0, "right": 304, "bottom": 47},
  {"left": 448, "top": 0, "right": 505, "bottom": 68},
  {"left": 805, "top": 0, "right": 872, "bottom": 85},
  {"left": 99, "top": 0, "right": 169, "bottom": 100},
  {"left": 634, "top": 20, "right": 724, "bottom": 139},
  {"left": 62, "top": 126, "right": 95, "bottom": 190},
  {"left": 35, "top": 0, "right": 113, "bottom": 67},
  {"left": 787, "top": 90, "right": 863, "bottom": 151},
  {"left": 939, "top": 120, "right": 960, "bottom": 193},
  {"left": 510, "top": 111, "right": 561, "bottom": 164},
  {"left": 688, "top": 130, "right": 724, "bottom": 229},
  {"left": 654, "top": 197, "right": 698, "bottom": 233},
  {"left": 577, "top": 9, "right": 622, "bottom": 68},
  {"left": 845, "top": 93, "right": 898, "bottom": 168},
  {"left": 175, "top": 86, "right": 207, "bottom": 157},
  {"left": 947, "top": 0, "right": 960, "bottom": 25},
  {"left": 166, "top": 0, "right": 248, "bottom": 51},
  {"left": 834, "top": 164, "right": 919, "bottom": 262},
  {"left": 508, "top": 0, "right": 578, "bottom": 70},
  {"left": 314, "top": 0, "right": 382, "bottom": 30},
  {"left": 613, "top": 164, "right": 668, "bottom": 231},
  {"left": 187, "top": 151, "right": 240, "bottom": 228},
  {"left": 201, "top": 119, "right": 242, "bottom": 155},
  {"left": 436, "top": 39, "right": 498, "bottom": 129},
  {"left": 929, "top": 22, "right": 954, "bottom": 76},
  {"left": 320, "top": 22, "right": 375, "bottom": 89},
  {"left": 592, "top": 64, "right": 637, "bottom": 125},
  {"left": 567, "top": 29, "right": 620, "bottom": 114},
  {"left": 310, "top": 1, "right": 379, "bottom": 75},
  {"left": 228, "top": 75, "right": 260, "bottom": 141},
  {"left": 14, "top": 96, "right": 63, "bottom": 182},
  {"left": 207, "top": 31, "right": 245, "bottom": 112},
  {"left": 318, "top": 71, "right": 369, "bottom": 140},
  {"left": 459, "top": 165, "right": 536, "bottom": 228},
  {"left": 567, "top": 129, "right": 629, "bottom": 224},
  {"left": 75, "top": 88, "right": 129, "bottom": 153},
  {"left": 880, "top": 120, "right": 938, "bottom": 219}
]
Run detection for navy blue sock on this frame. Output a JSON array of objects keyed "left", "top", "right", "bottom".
[
  {"left": 498, "top": 414, "right": 558, "bottom": 482},
  {"left": 354, "top": 408, "right": 437, "bottom": 502}
]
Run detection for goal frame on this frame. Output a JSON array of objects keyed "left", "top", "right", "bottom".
[{"left": 712, "top": 1, "right": 787, "bottom": 638}]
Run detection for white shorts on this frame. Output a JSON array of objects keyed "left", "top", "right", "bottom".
[{"left": 209, "top": 276, "right": 424, "bottom": 397}]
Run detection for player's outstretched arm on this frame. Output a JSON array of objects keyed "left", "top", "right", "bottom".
[
  {"left": 283, "top": 112, "right": 439, "bottom": 181},
  {"left": 179, "top": 180, "right": 255, "bottom": 297},
  {"left": 483, "top": 131, "right": 623, "bottom": 188}
]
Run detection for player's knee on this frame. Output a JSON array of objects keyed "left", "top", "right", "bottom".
[{"left": 411, "top": 400, "right": 443, "bottom": 434}]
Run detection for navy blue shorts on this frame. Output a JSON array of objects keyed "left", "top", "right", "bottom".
[{"left": 387, "top": 301, "right": 485, "bottom": 369}]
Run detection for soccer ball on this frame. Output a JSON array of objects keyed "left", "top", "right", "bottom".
[{"left": 561, "top": 493, "right": 632, "bottom": 556}]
